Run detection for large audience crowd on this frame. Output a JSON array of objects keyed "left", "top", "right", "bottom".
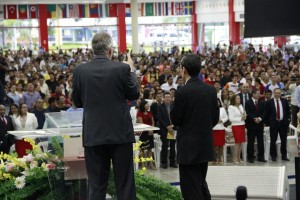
[{"left": 0, "top": 42, "right": 300, "bottom": 167}]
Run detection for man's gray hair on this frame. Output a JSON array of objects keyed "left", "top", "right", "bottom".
[{"left": 92, "top": 32, "right": 113, "bottom": 55}]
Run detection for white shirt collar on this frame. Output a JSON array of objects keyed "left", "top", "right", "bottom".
[
  {"left": 274, "top": 98, "right": 281, "bottom": 102},
  {"left": 252, "top": 98, "right": 258, "bottom": 102},
  {"left": 185, "top": 77, "right": 191, "bottom": 85}
]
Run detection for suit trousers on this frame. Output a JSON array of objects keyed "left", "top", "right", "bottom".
[
  {"left": 179, "top": 162, "right": 211, "bottom": 200},
  {"left": 84, "top": 143, "right": 136, "bottom": 200},
  {"left": 270, "top": 121, "right": 288, "bottom": 159},
  {"left": 161, "top": 134, "right": 176, "bottom": 165},
  {"left": 247, "top": 127, "right": 264, "bottom": 160},
  {"left": 291, "top": 105, "right": 299, "bottom": 127}
]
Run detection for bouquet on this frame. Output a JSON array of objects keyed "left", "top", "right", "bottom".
[{"left": 0, "top": 138, "right": 65, "bottom": 200}]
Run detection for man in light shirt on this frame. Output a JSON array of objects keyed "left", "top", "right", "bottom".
[
  {"left": 287, "top": 75, "right": 300, "bottom": 127},
  {"left": 161, "top": 75, "right": 176, "bottom": 92},
  {"left": 38, "top": 75, "right": 50, "bottom": 97}
]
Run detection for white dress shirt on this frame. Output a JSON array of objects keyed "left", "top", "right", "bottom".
[
  {"left": 213, "top": 107, "right": 228, "bottom": 130},
  {"left": 12, "top": 113, "right": 38, "bottom": 131},
  {"left": 161, "top": 83, "right": 176, "bottom": 92},
  {"left": 40, "top": 82, "right": 50, "bottom": 96}
]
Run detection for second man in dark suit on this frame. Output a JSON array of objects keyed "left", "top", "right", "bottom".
[
  {"left": 245, "top": 89, "right": 266, "bottom": 163},
  {"left": 239, "top": 83, "right": 252, "bottom": 108},
  {"left": 157, "top": 92, "right": 177, "bottom": 169},
  {"left": 171, "top": 54, "right": 219, "bottom": 200}
]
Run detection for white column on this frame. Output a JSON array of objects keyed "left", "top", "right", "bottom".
[{"left": 131, "top": 0, "right": 139, "bottom": 53}]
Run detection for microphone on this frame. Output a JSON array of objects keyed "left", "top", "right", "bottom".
[{"left": 236, "top": 186, "right": 247, "bottom": 200}]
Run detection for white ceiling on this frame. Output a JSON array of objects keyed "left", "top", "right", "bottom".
[{"left": 0, "top": 0, "right": 192, "bottom": 5}]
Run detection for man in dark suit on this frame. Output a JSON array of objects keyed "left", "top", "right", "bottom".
[
  {"left": 150, "top": 92, "right": 163, "bottom": 127},
  {"left": 0, "top": 105, "right": 14, "bottom": 154},
  {"left": 239, "top": 83, "right": 252, "bottom": 108},
  {"left": 0, "top": 57, "right": 9, "bottom": 104},
  {"left": 171, "top": 54, "right": 219, "bottom": 200},
  {"left": 157, "top": 92, "right": 177, "bottom": 169},
  {"left": 245, "top": 89, "right": 266, "bottom": 163},
  {"left": 72, "top": 32, "right": 139, "bottom": 200},
  {"left": 265, "top": 88, "right": 290, "bottom": 161}
]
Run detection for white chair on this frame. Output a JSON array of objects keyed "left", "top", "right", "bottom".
[
  {"left": 37, "top": 141, "right": 48, "bottom": 153},
  {"left": 133, "top": 136, "right": 140, "bottom": 171},
  {"left": 153, "top": 134, "right": 162, "bottom": 168},
  {"left": 288, "top": 124, "right": 299, "bottom": 147},
  {"left": 264, "top": 127, "right": 286, "bottom": 160},
  {"left": 133, "top": 134, "right": 161, "bottom": 170}
]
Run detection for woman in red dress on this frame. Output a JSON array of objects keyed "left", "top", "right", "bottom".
[
  {"left": 228, "top": 95, "right": 246, "bottom": 165},
  {"left": 137, "top": 100, "right": 156, "bottom": 170},
  {"left": 213, "top": 99, "right": 228, "bottom": 164}
]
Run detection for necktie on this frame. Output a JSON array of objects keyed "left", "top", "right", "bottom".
[
  {"left": 276, "top": 100, "right": 280, "bottom": 120},
  {"left": 1, "top": 117, "right": 6, "bottom": 127},
  {"left": 255, "top": 101, "right": 259, "bottom": 112}
]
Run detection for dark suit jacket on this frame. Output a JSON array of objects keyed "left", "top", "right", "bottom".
[
  {"left": 171, "top": 77, "right": 219, "bottom": 164},
  {"left": 0, "top": 116, "right": 14, "bottom": 154},
  {"left": 72, "top": 55, "right": 140, "bottom": 147},
  {"left": 157, "top": 103, "right": 173, "bottom": 137},
  {"left": 245, "top": 99, "right": 265, "bottom": 130},
  {"left": 239, "top": 92, "right": 252, "bottom": 106},
  {"left": 158, "top": 74, "right": 167, "bottom": 86},
  {"left": 264, "top": 98, "right": 290, "bottom": 128}
]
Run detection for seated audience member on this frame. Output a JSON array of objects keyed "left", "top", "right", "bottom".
[
  {"left": 48, "top": 97, "right": 60, "bottom": 112},
  {"left": 137, "top": 100, "right": 156, "bottom": 170},
  {"left": 32, "top": 98, "right": 48, "bottom": 129},
  {"left": 161, "top": 75, "right": 176, "bottom": 92},
  {"left": 22, "top": 82, "right": 41, "bottom": 111}
]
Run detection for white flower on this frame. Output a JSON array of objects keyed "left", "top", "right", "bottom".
[
  {"left": 21, "top": 171, "right": 28, "bottom": 177},
  {"left": 41, "top": 163, "right": 49, "bottom": 172},
  {"left": 30, "top": 161, "right": 38, "bottom": 169},
  {"left": 24, "top": 154, "right": 34, "bottom": 162},
  {"left": 19, "top": 158, "right": 27, "bottom": 165},
  {"left": 15, "top": 176, "right": 26, "bottom": 189},
  {"left": 21, "top": 169, "right": 33, "bottom": 177},
  {"left": 5, "top": 163, "right": 16, "bottom": 172}
]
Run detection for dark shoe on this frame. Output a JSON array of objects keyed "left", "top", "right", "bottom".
[
  {"left": 271, "top": 157, "right": 277, "bottom": 161},
  {"left": 282, "top": 157, "right": 290, "bottom": 161},
  {"left": 170, "top": 163, "right": 178, "bottom": 168},
  {"left": 248, "top": 158, "right": 254, "bottom": 163},
  {"left": 161, "top": 163, "right": 168, "bottom": 169},
  {"left": 257, "top": 158, "right": 267, "bottom": 162}
]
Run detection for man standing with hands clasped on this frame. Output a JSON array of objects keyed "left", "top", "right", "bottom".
[
  {"left": 245, "top": 89, "right": 266, "bottom": 163},
  {"left": 72, "top": 32, "right": 139, "bottom": 200},
  {"left": 157, "top": 92, "right": 177, "bottom": 169},
  {"left": 171, "top": 54, "right": 219, "bottom": 200}
]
